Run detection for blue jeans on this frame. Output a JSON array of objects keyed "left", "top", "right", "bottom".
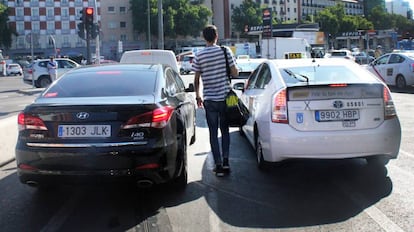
[{"left": 203, "top": 100, "right": 230, "bottom": 165}]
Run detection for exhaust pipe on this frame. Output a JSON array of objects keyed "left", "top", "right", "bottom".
[
  {"left": 25, "top": 181, "right": 39, "bottom": 187},
  {"left": 136, "top": 179, "right": 154, "bottom": 188}
]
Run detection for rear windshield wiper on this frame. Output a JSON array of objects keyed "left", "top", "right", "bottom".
[{"left": 283, "top": 69, "right": 309, "bottom": 84}]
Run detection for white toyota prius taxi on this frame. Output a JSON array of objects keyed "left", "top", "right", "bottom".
[{"left": 234, "top": 58, "right": 402, "bottom": 169}]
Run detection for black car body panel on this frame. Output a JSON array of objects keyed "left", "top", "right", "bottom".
[{"left": 16, "top": 64, "right": 196, "bottom": 187}]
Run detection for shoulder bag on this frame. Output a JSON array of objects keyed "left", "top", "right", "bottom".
[{"left": 220, "top": 46, "right": 248, "bottom": 127}]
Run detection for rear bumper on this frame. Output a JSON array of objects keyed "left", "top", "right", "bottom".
[
  {"left": 261, "top": 117, "right": 401, "bottom": 162},
  {"left": 15, "top": 143, "right": 179, "bottom": 186}
]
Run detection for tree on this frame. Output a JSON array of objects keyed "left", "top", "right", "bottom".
[
  {"left": 0, "top": 3, "right": 15, "bottom": 49},
  {"left": 130, "top": 0, "right": 211, "bottom": 40},
  {"left": 315, "top": 3, "right": 373, "bottom": 35},
  {"left": 367, "top": 5, "right": 392, "bottom": 30},
  {"left": 231, "top": 0, "right": 264, "bottom": 35}
]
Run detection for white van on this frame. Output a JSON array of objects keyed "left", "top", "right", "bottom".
[{"left": 120, "top": 49, "right": 179, "bottom": 73}]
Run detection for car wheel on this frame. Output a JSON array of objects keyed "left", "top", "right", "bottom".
[
  {"left": 189, "top": 124, "right": 196, "bottom": 145},
  {"left": 396, "top": 75, "right": 406, "bottom": 89},
  {"left": 169, "top": 133, "right": 188, "bottom": 190},
  {"left": 39, "top": 76, "right": 52, "bottom": 88},
  {"left": 239, "top": 124, "right": 245, "bottom": 137},
  {"left": 255, "top": 134, "right": 269, "bottom": 170},
  {"left": 366, "top": 156, "right": 390, "bottom": 167}
]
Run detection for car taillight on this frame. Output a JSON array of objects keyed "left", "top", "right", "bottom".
[
  {"left": 122, "top": 106, "right": 174, "bottom": 129},
  {"left": 28, "top": 69, "right": 33, "bottom": 74},
  {"left": 271, "top": 89, "right": 288, "bottom": 123},
  {"left": 17, "top": 112, "right": 48, "bottom": 131},
  {"left": 411, "top": 63, "right": 414, "bottom": 72},
  {"left": 383, "top": 86, "right": 397, "bottom": 120}
]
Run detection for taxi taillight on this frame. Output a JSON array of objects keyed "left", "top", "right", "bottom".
[
  {"left": 383, "top": 86, "right": 397, "bottom": 120},
  {"left": 271, "top": 89, "right": 288, "bottom": 123}
]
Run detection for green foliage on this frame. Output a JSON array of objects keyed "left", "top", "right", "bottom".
[
  {"left": 231, "top": 0, "right": 263, "bottom": 33},
  {"left": 129, "top": 0, "right": 211, "bottom": 39},
  {"left": 0, "top": 3, "right": 15, "bottom": 49}
]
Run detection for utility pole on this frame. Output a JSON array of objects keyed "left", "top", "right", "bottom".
[
  {"left": 148, "top": 0, "right": 151, "bottom": 49},
  {"left": 158, "top": 0, "right": 164, "bottom": 49}
]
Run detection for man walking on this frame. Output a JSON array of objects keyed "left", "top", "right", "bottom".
[
  {"left": 47, "top": 57, "right": 58, "bottom": 82},
  {"left": 192, "top": 25, "right": 239, "bottom": 177}
]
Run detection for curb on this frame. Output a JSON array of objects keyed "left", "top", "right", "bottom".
[
  {"left": 17, "top": 88, "right": 44, "bottom": 95},
  {"left": 0, "top": 158, "right": 15, "bottom": 167}
]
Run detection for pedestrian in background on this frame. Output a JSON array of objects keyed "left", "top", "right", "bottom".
[
  {"left": 192, "top": 25, "right": 239, "bottom": 177},
  {"left": 375, "top": 45, "right": 383, "bottom": 58},
  {"left": 47, "top": 57, "right": 58, "bottom": 81}
]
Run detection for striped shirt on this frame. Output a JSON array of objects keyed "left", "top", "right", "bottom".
[{"left": 192, "top": 45, "right": 236, "bottom": 101}]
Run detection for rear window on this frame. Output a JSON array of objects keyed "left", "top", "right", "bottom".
[
  {"left": 279, "top": 65, "right": 376, "bottom": 85},
  {"left": 331, "top": 52, "right": 347, "bottom": 57},
  {"left": 43, "top": 70, "right": 157, "bottom": 97}
]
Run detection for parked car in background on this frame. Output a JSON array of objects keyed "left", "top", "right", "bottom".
[
  {"left": 233, "top": 58, "right": 401, "bottom": 169},
  {"left": 365, "top": 52, "right": 414, "bottom": 89},
  {"left": 6, "top": 63, "right": 23, "bottom": 76},
  {"left": 16, "top": 63, "right": 196, "bottom": 190},
  {"left": 353, "top": 52, "right": 375, "bottom": 64},
  {"left": 180, "top": 54, "right": 195, "bottom": 75},
  {"left": 23, "top": 58, "right": 80, "bottom": 88},
  {"left": 326, "top": 49, "right": 356, "bottom": 62}
]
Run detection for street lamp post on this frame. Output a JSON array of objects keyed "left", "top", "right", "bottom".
[
  {"left": 158, "top": 0, "right": 164, "bottom": 49},
  {"left": 147, "top": 0, "right": 151, "bottom": 49}
]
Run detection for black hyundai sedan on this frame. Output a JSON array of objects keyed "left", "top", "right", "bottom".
[{"left": 15, "top": 64, "right": 196, "bottom": 189}]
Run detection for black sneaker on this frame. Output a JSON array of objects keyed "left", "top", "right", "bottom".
[
  {"left": 213, "top": 165, "right": 225, "bottom": 177},
  {"left": 222, "top": 158, "right": 230, "bottom": 172}
]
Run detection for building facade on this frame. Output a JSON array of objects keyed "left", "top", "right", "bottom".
[{"left": 4, "top": 0, "right": 101, "bottom": 58}]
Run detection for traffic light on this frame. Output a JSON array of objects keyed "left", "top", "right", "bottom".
[
  {"left": 84, "top": 7, "right": 94, "bottom": 26},
  {"left": 77, "top": 22, "right": 85, "bottom": 39}
]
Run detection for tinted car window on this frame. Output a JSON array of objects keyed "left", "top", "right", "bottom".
[
  {"left": 43, "top": 70, "right": 157, "bottom": 97},
  {"left": 58, "top": 60, "right": 76, "bottom": 68},
  {"left": 246, "top": 64, "right": 263, "bottom": 89}
]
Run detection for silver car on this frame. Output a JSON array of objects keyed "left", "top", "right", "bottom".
[
  {"left": 23, "top": 58, "right": 80, "bottom": 88},
  {"left": 234, "top": 58, "right": 401, "bottom": 169}
]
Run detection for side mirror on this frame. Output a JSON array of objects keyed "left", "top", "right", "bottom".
[
  {"left": 186, "top": 83, "right": 195, "bottom": 92},
  {"left": 233, "top": 82, "right": 245, "bottom": 92}
]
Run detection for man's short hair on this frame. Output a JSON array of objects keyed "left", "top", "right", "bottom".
[{"left": 203, "top": 25, "right": 217, "bottom": 43}]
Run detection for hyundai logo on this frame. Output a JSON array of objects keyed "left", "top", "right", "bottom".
[
  {"left": 76, "top": 112, "right": 90, "bottom": 120},
  {"left": 333, "top": 100, "right": 343, "bottom": 109}
]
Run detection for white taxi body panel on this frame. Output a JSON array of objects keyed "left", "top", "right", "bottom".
[
  {"left": 239, "top": 58, "right": 401, "bottom": 164},
  {"left": 365, "top": 52, "right": 414, "bottom": 88}
]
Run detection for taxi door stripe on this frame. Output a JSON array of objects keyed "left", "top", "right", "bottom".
[{"left": 372, "top": 66, "right": 386, "bottom": 82}]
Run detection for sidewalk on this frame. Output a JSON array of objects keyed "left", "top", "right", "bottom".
[
  {"left": 0, "top": 115, "right": 18, "bottom": 166},
  {"left": 0, "top": 88, "right": 43, "bottom": 167}
]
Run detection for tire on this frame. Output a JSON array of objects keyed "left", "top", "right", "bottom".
[
  {"left": 396, "top": 75, "right": 406, "bottom": 89},
  {"left": 169, "top": 133, "right": 188, "bottom": 190},
  {"left": 255, "top": 134, "right": 269, "bottom": 170},
  {"left": 39, "top": 76, "right": 52, "bottom": 88},
  {"left": 239, "top": 124, "right": 245, "bottom": 137},
  {"left": 189, "top": 125, "right": 196, "bottom": 145},
  {"left": 366, "top": 156, "right": 390, "bottom": 167}
]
